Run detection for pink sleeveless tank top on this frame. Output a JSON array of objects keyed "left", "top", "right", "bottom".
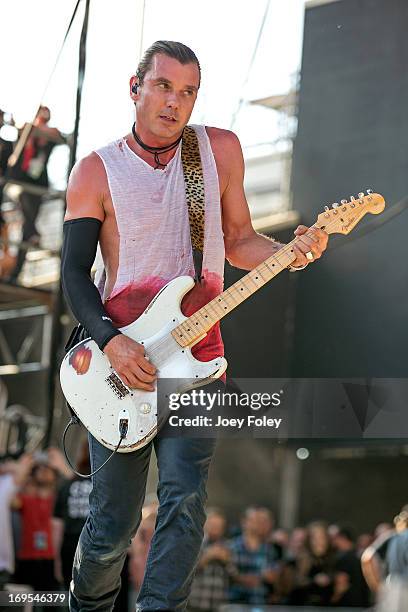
[{"left": 94, "top": 124, "right": 225, "bottom": 362}]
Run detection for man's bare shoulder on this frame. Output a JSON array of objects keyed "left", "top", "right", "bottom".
[
  {"left": 205, "top": 126, "right": 242, "bottom": 154},
  {"left": 205, "top": 127, "right": 244, "bottom": 188},
  {"left": 65, "top": 152, "right": 108, "bottom": 222},
  {"left": 68, "top": 152, "right": 107, "bottom": 189}
]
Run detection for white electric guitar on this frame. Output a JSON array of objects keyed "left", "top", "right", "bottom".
[{"left": 60, "top": 191, "right": 385, "bottom": 452}]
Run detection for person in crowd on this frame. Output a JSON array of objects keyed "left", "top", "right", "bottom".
[
  {"left": 0, "top": 109, "right": 16, "bottom": 277},
  {"left": 253, "top": 508, "right": 283, "bottom": 563},
  {"left": 286, "top": 527, "right": 307, "bottom": 562},
  {"left": 356, "top": 533, "right": 373, "bottom": 557},
  {"left": 362, "top": 506, "right": 408, "bottom": 594},
  {"left": 382, "top": 510, "right": 408, "bottom": 580},
  {"left": 272, "top": 527, "right": 305, "bottom": 604},
  {"left": 271, "top": 528, "right": 290, "bottom": 558},
  {"left": 373, "top": 522, "right": 393, "bottom": 539},
  {"left": 188, "top": 508, "right": 232, "bottom": 612},
  {"left": 53, "top": 440, "right": 91, "bottom": 589},
  {"left": 373, "top": 511, "right": 408, "bottom": 612},
  {"left": 129, "top": 503, "right": 159, "bottom": 597},
  {"left": 0, "top": 109, "right": 14, "bottom": 215},
  {"left": 328, "top": 523, "right": 340, "bottom": 545},
  {"left": 53, "top": 441, "right": 129, "bottom": 610},
  {"left": 11, "top": 457, "right": 60, "bottom": 591},
  {"left": 331, "top": 526, "right": 371, "bottom": 607},
  {"left": 289, "top": 520, "right": 336, "bottom": 606},
  {"left": 0, "top": 454, "right": 34, "bottom": 590},
  {"left": 6, "top": 106, "right": 64, "bottom": 282},
  {"left": 47, "top": 446, "right": 75, "bottom": 481},
  {"left": 228, "top": 506, "right": 280, "bottom": 605},
  {"left": 254, "top": 508, "right": 284, "bottom": 602}
]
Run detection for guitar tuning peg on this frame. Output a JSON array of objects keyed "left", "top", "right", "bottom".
[
  {"left": 350, "top": 196, "right": 355, "bottom": 201},
  {"left": 324, "top": 206, "right": 330, "bottom": 211},
  {"left": 366, "top": 188, "right": 373, "bottom": 194},
  {"left": 332, "top": 202, "right": 339, "bottom": 208},
  {"left": 358, "top": 192, "right": 365, "bottom": 198},
  {"left": 340, "top": 199, "right": 347, "bottom": 204}
]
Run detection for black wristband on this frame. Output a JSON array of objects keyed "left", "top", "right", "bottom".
[
  {"left": 61, "top": 217, "right": 121, "bottom": 351},
  {"left": 99, "top": 329, "right": 121, "bottom": 351}
]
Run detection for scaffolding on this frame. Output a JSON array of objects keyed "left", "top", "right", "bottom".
[{"left": 0, "top": 0, "right": 90, "bottom": 453}]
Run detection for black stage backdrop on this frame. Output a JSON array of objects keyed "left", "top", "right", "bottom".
[{"left": 291, "top": 0, "right": 408, "bottom": 377}]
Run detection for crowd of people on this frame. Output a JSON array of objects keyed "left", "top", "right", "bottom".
[
  {"left": 0, "top": 445, "right": 84, "bottom": 593},
  {"left": 0, "top": 444, "right": 406, "bottom": 610},
  {"left": 188, "top": 508, "right": 373, "bottom": 609}
]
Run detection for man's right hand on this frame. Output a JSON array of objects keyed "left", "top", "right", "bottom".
[{"left": 103, "top": 334, "right": 157, "bottom": 391}]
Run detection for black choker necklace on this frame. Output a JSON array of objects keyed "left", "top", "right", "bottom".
[{"left": 131, "top": 122, "right": 183, "bottom": 169}]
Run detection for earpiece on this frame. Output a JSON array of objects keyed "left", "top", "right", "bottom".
[{"left": 131, "top": 82, "right": 139, "bottom": 94}]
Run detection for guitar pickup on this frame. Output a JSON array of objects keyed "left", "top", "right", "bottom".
[{"left": 106, "top": 372, "right": 130, "bottom": 399}]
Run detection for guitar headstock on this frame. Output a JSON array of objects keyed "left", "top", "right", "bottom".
[{"left": 316, "top": 190, "right": 385, "bottom": 235}]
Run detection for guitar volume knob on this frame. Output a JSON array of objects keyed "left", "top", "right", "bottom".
[{"left": 139, "top": 403, "right": 152, "bottom": 414}]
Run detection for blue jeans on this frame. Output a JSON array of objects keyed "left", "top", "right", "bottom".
[{"left": 69, "top": 431, "right": 216, "bottom": 611}]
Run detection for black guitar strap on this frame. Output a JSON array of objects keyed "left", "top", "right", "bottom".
[{"left": 181, "top": 126, "right": 205, "bottom": 283}]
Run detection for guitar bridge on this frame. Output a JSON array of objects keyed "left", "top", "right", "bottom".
[{"left": 106, "top": 372, "right": 130, "bottom": 399}]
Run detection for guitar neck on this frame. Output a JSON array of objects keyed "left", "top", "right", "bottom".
[
  {"left": 170, "top": 191, "right": 386, "bottom": 348},
  {"left": 171, "top": 228, "right": 318, "bottom": 348}
]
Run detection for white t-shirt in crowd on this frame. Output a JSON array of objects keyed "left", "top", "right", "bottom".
[{"left": 0, "top": 474, "right": 17, "bottom": 573}]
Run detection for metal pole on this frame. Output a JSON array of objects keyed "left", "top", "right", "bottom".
[
  {"left": 278, "top": 447, "right": 302, "bottom": 529},
  {"left": 43, "top": 0, "right": 91, "bottom": 448}
]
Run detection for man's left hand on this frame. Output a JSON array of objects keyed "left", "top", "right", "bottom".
[{"left": 291, "top": 225, "right": 328, "bottom": 268}]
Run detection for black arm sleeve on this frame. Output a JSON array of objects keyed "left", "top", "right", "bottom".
[{"left": 61, "top": 217, "right": 121, "bottom": 351}]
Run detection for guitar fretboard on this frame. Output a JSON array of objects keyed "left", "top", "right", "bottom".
[{"left": 171, "top": 234, "right": 309, "bottom": 348}]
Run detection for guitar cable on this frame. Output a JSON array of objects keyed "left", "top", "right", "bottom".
[
  {"left": 62, "top": 413, "right": 128, "bottom": 478},
  {"left": 60, "top": 193, "right": 406, "bottom": 478}
]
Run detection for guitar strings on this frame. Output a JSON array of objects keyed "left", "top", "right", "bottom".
[{"left": 145, "top": 211, "right": 345, "bottom": 364}]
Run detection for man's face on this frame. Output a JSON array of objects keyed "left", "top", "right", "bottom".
[
  {"left": 243, "top": 509, "right": 273, "bottom": 539},
  {"left": 256, "top": 510, "right": 274, "bottom": 539},
  {"left": 132, "top": 54, "right": 199, "bottom": 141},
  {"left": 34, "top": 107, "right": 50, "bottom": 126},
  {"left": 33, "top": 464, "right": 56, "bottom": 486},
  {"left": 290, "top": 527, "right": 306, "bottom": 551},
  {"left": 205, "top": 513, "right": 226, "bottom": 540}
]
